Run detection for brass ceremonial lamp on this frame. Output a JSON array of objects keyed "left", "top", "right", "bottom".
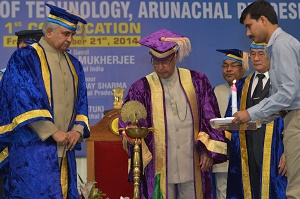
[{"left": 120, "top": 101, "right": 154, "bottom": 199}]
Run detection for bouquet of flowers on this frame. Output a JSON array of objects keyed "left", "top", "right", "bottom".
[{"left": 78, "top": 174, "right": 106, "bottom": 199}]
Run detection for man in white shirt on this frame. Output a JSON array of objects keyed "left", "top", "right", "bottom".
[{"left": 235, "top": 1, "right": 300, "bottom": 197}]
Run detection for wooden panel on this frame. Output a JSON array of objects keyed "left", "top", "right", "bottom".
[
  {"left": 86, "top": 140, "right": 95, "bottom": 181},
  {"left": 88, "top": 109, "right": 121, "bottom": 142}
]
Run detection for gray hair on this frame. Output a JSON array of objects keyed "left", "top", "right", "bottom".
[{"left": 42, "top": 22, "right": 59, "bottom": 35}]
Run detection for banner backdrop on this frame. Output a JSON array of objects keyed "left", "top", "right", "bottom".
[{"left": 1, "top": 0, "right": 299, "bottom": 156}]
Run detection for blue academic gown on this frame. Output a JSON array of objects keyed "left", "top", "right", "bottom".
[
  {"left": 226, "top": 74, "right": 287, "bottom": 199},
  {"left": 0, "top": 43, "right": 90, "bottom": 199},
  {"left": 0, "top": 67, "right": 8, "bottom": 199}
]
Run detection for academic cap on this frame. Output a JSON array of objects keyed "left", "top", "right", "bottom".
[
  {"left": 15, "top": 29, "right": 43, "bottom": 48},
  {"left": 138, "top": 29, "right": 191, "bottom": 62},
  {"left": 250, "top": 41, "right": 267, "bottom": 49},
  {"left": 46, "top": 3, "right": 87, "bottom": 32},
  {"left": 216, "top": 48, "right": 249, "bottom": 71}
]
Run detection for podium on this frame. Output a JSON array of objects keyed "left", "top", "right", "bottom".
[{"left": 86, "top": 109, "right": 133, "bottom": 199}]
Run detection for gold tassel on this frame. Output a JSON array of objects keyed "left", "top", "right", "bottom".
[
  {"left": 60, "top": 157, "right": 69, "bottom": 199},
  {"left": 66, "top": 9, "right": 86, "bottom": 39},
  {"left": 242, "top": 51, "right": 250, "bottom": 72},
  {"left": 80, "top": 23, "right": 86, "bottom": 39},
  {"left": 161, "top": 37, "right": 191, "bottom": 62}
]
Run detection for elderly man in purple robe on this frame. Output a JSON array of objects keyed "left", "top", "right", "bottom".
[{"left": 119, "top": 29, "right": 227, "bottom": 199}]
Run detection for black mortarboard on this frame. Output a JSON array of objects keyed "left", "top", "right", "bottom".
[{"left": 15, "top": 29, "right": 43, "bottom": 47}]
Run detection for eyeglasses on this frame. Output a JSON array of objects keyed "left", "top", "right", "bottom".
[
  {"left": 151, "top": 55, "right": 175, "bottom": 67},
  {"left": 221, "top": 62, "right": 242, "bottom": 69},
  {"left": 250, "top": 52, "right": 267, "bottom": 58}
]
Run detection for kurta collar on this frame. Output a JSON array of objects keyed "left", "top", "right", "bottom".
[
  {"left": 160, "top": 66, "right": 178, "bottom": 87},
  {"left": 39, "top": 37, "right": 65, "bottom": 60}
]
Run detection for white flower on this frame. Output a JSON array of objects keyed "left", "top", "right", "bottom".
[
  {"left": 77, "top": 174, "right": 106, "bottom": 199},
  {"left": 79, "top": 180, "right": 94, "bottom": 199}
]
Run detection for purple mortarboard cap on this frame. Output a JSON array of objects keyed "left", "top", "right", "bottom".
[{"left": 138, "top": 29, "right": 191, "bottom": 62}]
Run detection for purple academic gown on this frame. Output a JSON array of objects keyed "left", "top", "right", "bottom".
[{"left": 119, "top": 68, "right": 227, "bottom": 199}]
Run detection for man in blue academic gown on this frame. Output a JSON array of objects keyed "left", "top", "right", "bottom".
[
  {"left": 0, "top": 4, "right": 89, "bottom": 199},
  {"left": 0, "top": 29, "right": 43, "bottom": 199},
  {"left": 226, "top": 42, "right": 287, "bottom": 199}
]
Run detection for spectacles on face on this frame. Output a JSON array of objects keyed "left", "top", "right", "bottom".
[
  {"left": 151, "top": 55, "right": 175, "bottom": 67},
  {"left": 250, "top": 51, "right": 266, "bottom": 59},
  {"left": 221, "top": 62, "right": 242, "bottom": 69}
]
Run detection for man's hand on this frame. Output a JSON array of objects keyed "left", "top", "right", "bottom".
[
  {"left": 199, "top": 150, "right": 213, "bottom": 171},
  {"left": 52, "top": 130, "right": 69, "bottom": 146},
  {"left": 66, "top": 130, "right": 81, "bottom": 150},
  {"left": 232, "top": 110, "right": 251, "bottom": 124},
  {"left": 278, "top": 153, "right": 287, "bottom": 176}
]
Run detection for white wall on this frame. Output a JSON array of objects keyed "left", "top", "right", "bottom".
[{"left": 76, "top": 157, "right": 87, "bottom": 185}]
